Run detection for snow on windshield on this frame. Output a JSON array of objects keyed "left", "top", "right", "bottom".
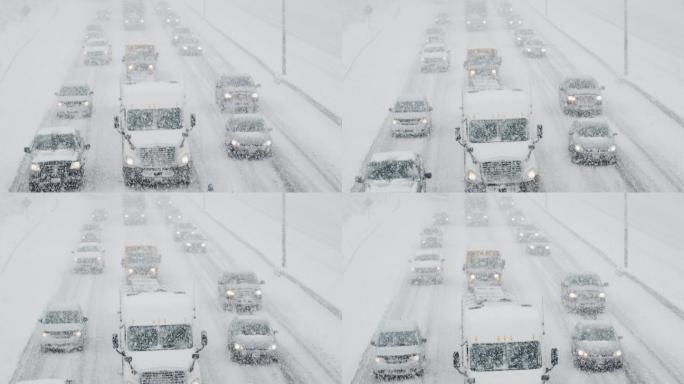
[
  {"left": 367, "top": 160, "right": 418, "bottom": 180},
  {"left": 470, "top": 342, "right": 541, "bottom": 371},
  {"left": 128, "top": 325, "right": 193, "bottom": 351}
]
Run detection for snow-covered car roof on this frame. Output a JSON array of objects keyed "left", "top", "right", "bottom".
[
  {"left": 227, "top": 113, "right": 264, "bottom": 123},
  {"left": 75, "top": 241, "right": 101, "bottom": 249},
  {"left": 45, "top": 302, "right": 82, "bottom": 312},
  {"left": 572, "top": 117, "right": 609, "bottom": 127},
  {"left": 463, "top": 303, "right": 541, "bottom": 343},
  {"left": 35, "top": 126, "right": 80, "bottom": 136},
  {"left": 121, "top": 291, "right": 193, "bottom": 324},
  {"left": 575, "top": 320, "right": 615, "bottom": 329},
  {"left": 463, "top": 89, "right": 530, "bottom": 120},
  {"left": 232, "top": 315, "right": 270, "bottom": 325},
  {"left": 396, "top": 94, "right": 428, "bottom": 103},
  {"left": 414, "top": 250, "right": 442, "bottom": 258},
  {"left": 377, "top": 320, "right": 419, "bottom": 333},
  {"left": 369, "top": 151, "right": 418, "bottom": 163},
  {"left": 423, "top": 43, "right": 446, "bottom": 50},
  {"left": 121, "top": 81, "right": 184, "bottom": 110}
]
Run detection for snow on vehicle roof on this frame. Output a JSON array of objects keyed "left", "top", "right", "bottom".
[
  {"left": 35, "top": 126, "right": 80, "bottom": 136},
  {"left": 395, "top": 94, "right": 427, "bottom": 103},
  {"left": 378, "top": 320, "right": 418, "bottom": 333},
  {"left": 369, "top": 151, "right": 417, "bottom": 163},
  {"left": 423, "top": 43, "right": 446, "bottom": 50},
  {"left": 414, "top": 249, "right": 441, "bottom": 257},
  {"left": 45, "top": 302, "right": 81, "bottom": 312},
  {"left": 121, "top": 81, "right": 184, "bottom": 109},
  {"left": 575, "top": 320, "right": 615, "bottom": 329},
  {"left": 121, "top": 291, "right": 193, "bottom": 324},
  {"left": 463, "top": 302, "right": 541, "bottom": 343},
  {"left": 228, "top": 113, "right": 264, "bottom": 122},
  {"left": 76, "top": 242, "right": 101, "bottom": 248},
  {"left": 463, "top": 88, "right": 530, "bottom": 120},
  {"left": 573, "top": 117, "right": 609, "bottom": 126},
  {"left": 234, "top": 315, "right": 269, "bottom": 324}
]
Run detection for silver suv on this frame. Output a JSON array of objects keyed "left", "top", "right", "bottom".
[
  {"left": 561, "top": 273, "right": 608, "bottom": 313},
  {"left": 54, "top": 83, "right": 93, "bottom": 118},
  {"left": 215, "top": 74, "right": 260, "bottom": 112},
  {"left": 571, "top": 321, "right": 623, "bottom": 370},
  {"left": 39, "top": 303, "right": 88, "bottom": 352},
  {"left": 356, "top": 151, "right": 432, "bottom": 192},
  {"left": 227, "top": 316, "right": 279, "bottom": 363},
  {"left": 371, "top": 320, "right": 427, "bottom": 379},
  {"left": 559, "top": 76, "right": 604, "bottom": 115},
  {"left": 389, "top": 95, "right": 433, "bottom": 136},
  {"left": 568, "top": 118, "right": 618, "bottom": 164},
  {"left": 225, "top": 114, "right": 273, "bottom": 158},
  {"left": 218, "top": 271, "right": 264, "bottom": 312}
]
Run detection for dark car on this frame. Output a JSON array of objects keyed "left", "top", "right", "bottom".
[
  {"left": 561, "top": 273, "right": 608, "bottom": 313},
  {"left": 571, "top": 321, "right": 623, "bottom": 370},
  {"left": 568, "top": 118, "right": 618, "bottom": 164}
]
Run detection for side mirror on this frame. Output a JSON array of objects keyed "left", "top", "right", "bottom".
[
  {"left": 537, "top": 124, "right": 543, "bottom": 139},
  {"left": 24, "top": 147, "right": 31, "bottom": 154},
  {"left": 542, "top": 374, "right": 550, "bottom": 382},
  {"left": 112, "top": 333, "right": 119, "bottom": 349},
  {"left": 429, "top": 106, "right": 434, "bottom": 111},
  {"left": 190, "top": 113, "right": 196, "bottom": 128},
  {"left": 260, "top": 280, "right": 265, "bottom": 284},
  {"left": 551, "top": 347, "right": 558, "bottom": 366},
  {"left": 370, "top": 340, "right": 376, "bottom": 346},
  {"left": 124, "top": 355, "right": 133, "bottom": 364},
  {"left": 207, "top": 184, "right": 214, "bottom": 192},
  {"left": 192, "top": 352, "right": 200, "bottom": 359},
  {"left": 453, "top": 351, "right": 460, "bottom": 367},
  {"left": 84, "top": 144, "right": 91, "bottom": 150},
  {"left": 424, "top": 172, "right": 432, "bottom": 179},
  {"left": 355, "top": 175, "right": 364, "bottom": 184},
  {"left": 454, "top": 127, "right": 462, "bottom": 141},
  {"left": 388, "top": 107, "right": 393, "bottom": 112},
  {"left": 201, "top": 330, "right": 208, "bottom": 346},
  {"left": 421, "top": 337, "right": 427, "bottom": 343},
  {"left": 114, "top": 116, "right": 120, "bottom": 130},
  {"left": 82, "top": 316, "right": 88, "bottom": 322}
]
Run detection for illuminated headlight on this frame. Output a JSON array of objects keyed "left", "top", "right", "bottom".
[
  {"left": 491, "top": 69, "right": 497, "bottom": 75},
  {"left": 127, "top": 65, "right": 133, "bottom": 70},
  {"left": 526, "top": 48, "right": 532, "bottom": 52},
  {"left": 198, "top": 46, "right": 202, "bottom": 50},
  {"left": 392, "top": 119, "right": 399, "bottom": 125},
  {"left": 57, "top": 101, "right": 64, "bottom": 106},
  {"left": 224, "top": 93, "right": 232, "bottom": 99},
  {"left": 230, "top": 140, "right": 240, "bottom": 147},
  {"left": 577, "top": 350, "right": 588, "bottom": 358},
  {"left": 599, "top": 292, "right": 606, "bottom": 298},
  {"left": 567, "top": 95, "right": 576, "bottom": 102},
  {"left": 270, "top": 344, "right": 277, "bottom": 350},
  {"left": 526, "top": 168, "right": 537, "bottom": 179},
  {"left": 148, "top": 64, "right": 154, "bottom": 70},
  {"left": 517, "top": 37, "right": 522, "bottom": 41},
  {"left": 166, "top": 18, "right": 171, "bottom": 22},
  {"left": 251, "top": 92, "right": 259, "bottom": 98},
  {"left": 70, "top": 161, "right": 81, "bottom": 170},
  {"left": 125, "top": 19, "right": 129, "bottom": 23},
  {"left": 186, "top": 242, "right": 191, "bottom": 247},
  {"left": 483, "top": 215, "right": 487, "bottom": 219},
  {"left": 263, "top": 140, "right": 272, "bottom": 146},
  {"left": 128, "top": 268, "right": 134, "bottom": 274},
  {"left": 569, "top": 292, "right": 578, "bottom": 299},
  {"left": 409, "top": 354, "right": 420, "bottom": 362},
  {"left": 124, "top": 214, "right": 129, "bottom": 218},
  {"left": 374, "top": 356, "right": 385, "bottom": 364},
  {"left": 494, "top": 273, "right": 500, "bottom": 280},
  {"left": 255, "top": 289, "right": 262, "bottom": 296},
  {"left": 140, "top": 213, "right": 145, "bottom": 218},
  {"left": 574, "top": 144, "right": 583, "bottom": 152},
  {"left": 436, "top": 266, "right": 442, "bottom": 271},
  {"left": 467, "top": 169, "right": 478, "bottom": 182},
  {"left": 421, "top": 118, "right": 428, "bottom": 124},
  {"left": 183, "top": 46, "right": 188, "bottom": 50},
  {"left": 180, "top": 154, "right": 190, "bottom": 164},
  {"left": 421, "top": 57, "right": 426, "bottom": 62},
  {"left": 529, "top": 245, "right": 535, "bottom": 249},
  {"left": 613, "top": 350, "right": 622, "bottom": 357},
  {"left": 42, "top": 332, "right": 48, "bottom": 337},
  {"left": 441, "top": 56, "right": 447, "bottom": 61},
  {"left": 74, "top": 331, "right": 82, "bottom": 337},
  {"left": 509, "top": 20, "right": 513, "bottom": 24},
  {"left": 30, "top": 163, "right": 41, "bottom": 172},
  {"left": 176, "top": 231, "right": 181, "bottom": 235},
  {"left": 467, "top": 20, "right": 471, "bottom": 24},
  {"left": 609, "top": 145, "right": 617, "bottom": 152},
  {"left": 97, "top": 257, "right": 102, "bottom": 261},
  {"left": 544, "top": 245, "right": 550, "bottom": 249},
  {"left": 82, "top": 101, "right": 89, "bottom": 106},
  {"left": 541, "top": 48, "right": 547, "bottom": 52},
  {"left": 234, "top": 343, "right": 243, "bottom": 350},
  {"left": 469, "top": 69, "right": 476, "bottom": 76},
  {"left": 482, "top": 20, "right": 487, "bottom": 24},
  {"left": 411, "top": 267, "right": 416, "bottom": 272},
  {"left": 174, "top": 36, "right": 179, "bottom": 40},
  {"left": 226, "top": 290, "right": 235, "bottom": 296},
  {"left": 149, "top": 267, "right": 156, "bottom": 273},
  {"left": 518, "top": 20, "right": 523, "bottom": 24},
  {"left": 469, "top": 274, "right": 476, "bottom": 280},
  {"left": 201, "top": 243, "right": 206, "bottom": 247},
  {"left": 140, "top": 19, "right": 144, "bottom": 23},
  {"left": 74, "top": 257, "right": 78, "bottom": 262},
  {"left": 596, "top": 95, "right": 602, "bottom": 101}
]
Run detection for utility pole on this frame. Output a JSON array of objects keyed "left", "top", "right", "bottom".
[
  {"left": 623, "top": 192, "right": 629, "bottom": 268},
  {"left": 281, "top": 193, "right": 287, "bottom": 268},
  {"left": 624, "top": 0, "right": 629, "bottom": 75},
  {"left": 281, "top": 0, "right": 287, "bottom": 76}
]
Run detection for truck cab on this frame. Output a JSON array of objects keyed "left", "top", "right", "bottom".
[
  {"left": 456, "top": 88, "right": 543, "bottom": 192},
  {"left": 122, "top": 44, "right": 157, "bottom": 80},
  {"left": 122, "top": 245, "right": 161, "bottom": 281},
  {"left": 112, "top": 291, "right": 207, "bottom": 384},
  {"left": 453, "top": 301, "right": 558, "bottom": 383},
  {"left": 114, "top": 81, "right": 196, "bottom": 186}
]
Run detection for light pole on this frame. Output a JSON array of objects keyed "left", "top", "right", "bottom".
[
  {"left": 624, "top": 0, "right": 629, "bottom": 76},
  {"left": 281, "top": 0, "right": 287, "bottom": 76}
]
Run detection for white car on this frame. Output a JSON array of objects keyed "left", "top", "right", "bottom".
[
  {"left": 389, "top": 95, "right": 433, "bottom": 136},
  {"left": 420, "top": 43, "right": 450, "bottom": 72},
  {"left": 409, "top": 251, "right": 445, "bottom": 284},
  {"left": 371, "top": 320, "right": 427, "bottom": 378},
  {"left": 72, "top": 242, "right": 105, "bottom": 273},
  {"left": 54, "top": 83, "right": 93, "bottom": 118},
  {"left": 39, "top": 303, "right": 88, "bottom": 352},
  {"left": 356, "top": 151, "right": 432, "bottom": 192},
  {"left": 83, "top": 38, "right": 112, "bottom": 65}
]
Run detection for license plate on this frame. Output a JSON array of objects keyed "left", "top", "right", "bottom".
[
  {"left": 142, "top": 170, "right": 172, "bottom": 177},
  {"left": 50, "top": 177, "right": 62, "bottom": 183}
]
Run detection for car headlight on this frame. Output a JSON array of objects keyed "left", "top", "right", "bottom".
[
  {"left": 150, "top": 267, "right": 156, "bottom": 273},
  {"left": 183, "top": 46, "right": 188, "bottom": 50},
  {"left": 526, "top": 168, "right": 537, "bottom": 179},
  {"left": 255, "top": 289, "right": 262, "bottom": 296},
  {"left": 411, "top": 267, "right": 416, "bottom": 272},
  {"left": 252, "top": 92, "right": 259, "bottom": 98},
  {"left": 541, "top": 48, "right": 547, "bottom": 52},
  {"left": 140, "top": 19, "right": 144, "bottom": 23},
  {"left": 421, "top": 118, "right": 428, "bottom": 124},
  {"left": 201, "top": 243, "right": 206, "bottom": 247},
  {"left": 494, "top": 273, "right": 500, "bottom": 280},
  {"left": 128, "top": 65, "right": 133, "bottom": 70},
  {"left": 186, "top": 242, "right": 191, "bottom": 247},
  {"left": 482, "top": 20, "right": 487, "bottom": 24},
  {"left": 596, "top": 95, "right": 602, "bottom": 101},
  {"left": 469, "top": 274, "right": 476, "bottom": 280},
  {"left": 469, "top": 69, "right": 476, "bottom": 76},
  {"left": 436, "top": 266, "right": 442, "bottom": 271},
  {"left": 574, "top": 144, "right": 583, "bottom": 152},
  {"left": 613, "top": 350, "right": 622, "bottom": 357},
  {"left": 180, "top": 154, "right": 190, "bottom": 164},
  {"left": 567, "top": 95, "right": 576, "bottom": 102},
  {"left": 545, "top": 245, "right": 550, "bottom": 249},
  {"left": 491, "top": 69, "right": 497, "bottom": 75},
  {"left": 392, "top": 119, "right": 399, "bottom": 125},
  {"left": 234, "top": 343, "right": 243, "bottom": 350},
  {"left": 224, "top": 93, "right": 232, "bottom": 99},
  {"left": 409, "top": 354, "right": 420, "bottom": 361},
  {"left": 74, "top": 331, "right": 82, "bottom": 337},
  {"left": 467, "top": 169, "right": 478, "bottom": 182},
  {"left": 526, "top": 48, "right": 531, "bottom": 52},
  {"left": 518, "top": 20, "right": 523, "bottom": 24},
  {"left": 529, "top": 245, "right": 535, "bottom": 249},
  {"left": 230, "top": 139, "right": 240, "bottom": 147},
  {"left": 57, "top": 101, "right": 64, "bottom": 106},
  {"left": 128, "top": 268, "right": 134, "bottom": 274},
  {"left": 264, "top": 140, "right": 272, "bottom": 146},
  {"left": 82, "top": 101, "right": 89, "bottom": 106},
  {"left": 599, "top": 292, "right": 606, "bottom": 298},
  {"left": 609, "top": 144, "right": 617, "bottom": 152},
  {"left": 97, "top": 257, "right": 102, "bottom": 261},
  {"left": 569, "top": 292, "right": 577, "bottom": 299},
  {"left": 70, "top": 161, "right": 81, "bottom": 170},
  {"left": 467, "top": 20, "right": 471, "bottom": 24},
  {"left": 190, "top": 379, "right": 201, "bottom": 384},
  {"left": 517, "top": 37, "right": 522, "bottom": 41},
  {"left": 30, "top": 163, "right": 41, "bottom": 172},
  {"left": 42, "top": 332, "right": 48, "bottom": 337},
  {"left": 226, "top": 290, "right": 235, "bottom": 296},
  {"left": 148, "top": 64, "right": 154, "bottom": 70},
  {"left": 198, "top": 46, "right": 203, "bottom": 50},
  {"left": 577, "top": 349, "right": 588, "bottom": 358},
  {"left": 174, "top": 36, "right": 179, "bottom": 40},
  {"left": 374, "top": 356, "right": 385, "bottom": 364},
  {"left": 270, "top": 343, "right": 277, "bottom": 350}
]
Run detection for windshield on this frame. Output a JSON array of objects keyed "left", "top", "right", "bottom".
[
  {"left": 468, "top": 118, "right": 529, "bottom": 143},
  {"left": 232, "top": 119, "right": 266, "bottom": 132},
  {"left": 468, "top": 52, "right": 497, "bottom": 66},
  {"left": 87, "top": 40, "right": 107, "bottom": 47},
  {"left": 127, "top": 325, "right": 193, "bottom": 351},
  {"left": 224, "top": 273, "right": 258, "bottom": 284},
  {"left": 415, "top": 254, "right": 440, "bottom": 261},
  {"left": 577, "top": 124, "right": 610, "bottom": 137},
  {"left": 424, "top": 46, "right": 445, "bottom": 53},
  {"left": 367, "top": 160, "right": 419, "bottom": 180},
  {"left": 222, "top": 76, "right": 254, "bottom": 87},
  {"left": 34, "top": 134, "right": 77, "bottom": 151},
  {"left": 44, "top": 310, "right": 80, "bottom": 324},
  {"left": 127, "top": 108, "right": 182, "bottom": 130},
  {"left": 394, "top": 101, "right": 427, "bottom": 113},
  {"left": 59, "top": 86, "right": 89, "bottom": 96},
  {"left": 469, "top": 257, "right": 500, "bottom": 268},
  {"left": 377, "top": 331, "right": 419, "bottom": 347},
  {"left": 125, "top": 46, "right": 155, "bottom": 59},
  {"left": 569, "top": 274, "right": 602, "bottom": 286},
  {"left": 238, "top": 322, "right": 271, "bottom": 336},
  {"left": 470, "top": 341, "right": 541, "bottom": 371},
  {"left": 566, "top": 78, "right": 597, "bottom": 89},
  {"left": 577, "top": 326, "right": 616, "bottom": 341},
  {"left": 77, "top": 245, "right": 99, "bottom": 252}
]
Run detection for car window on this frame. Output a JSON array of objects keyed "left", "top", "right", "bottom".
[
  {"left": 394, "top": 101, "right": 427, "bottom": 113},
  {"left": 578, "top": 124, "right": 610, "bottom": 138},
  {"left": 127, "top": 108, "right": 182, "bottom": 130},
  {"left": 566, "top": 78, "right": 598, "bottom": 89},
  {"left": 44, "top": 310, "right": 80, "bottom": 324},
  {"left": 367, "top": 160, "right": 419, "bottom": 180},
  {"left": 469, "top": 119, "right": 529, "bottom": 143},
  {"left": 34, "top": 134, "right": 78, "bottom": 151},
  {"left": 569, "top": 274, "right": 601, "bottom": 285},
  {"left": 239, "top": 322, "right": 271, "bottom": 335},
  {"left": 231, "top": 119, "right": 266, "bottom": 132},
  {"left": 578, "top": 326, "right": 616, "bottom": 341},
  {"left": 222, "top": 76, "right": 255, "bottom": 87},
  {"left": 424, "top": 46, "right": 445, "bottom": 53},
  {"left": 377, "top": 330, "right": 419, "bottom": 347},
  {"left": 59, "top": 86, "right": 90, "bottom": 96},
  {"left": 415, "top": 254, "right": 440, "bottom": 261}
]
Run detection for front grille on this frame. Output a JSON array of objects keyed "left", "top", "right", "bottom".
[
  {"left": 46, "top": 330, "right": 75, "bottom": 338},
  {"left": 579, "top": 291, "right": 602, "bottom": 299},
  {"left": 77, "top": 258, "right": 97, "bottom": 264},
  {"left": 40, "top": 161, "right": 70, "bottom": 176},
  {"left": 140, "top": 370, "right": 185, "bottom": 384},
  {"left": 138, "top": 147, "right": 176, "bottom": 167},
  {"left": 577, "top": 95, "right": 599, "bottom": 104},
  {"left": 64, "top": 101, "right": 83, "bottom": 107},
  {"left": 235, "top": 288, "right": 258, "bottom": 298},
  {"left": 382, "top": 355, "right": 411, "bottom": 364},
  {"left": 415, "top": 267, "right": 438, "bottom": 273},
  {"left": 398, "top": 119, "right": 422, "bottom": 125},
  {"left": 481, "top": 161, "right": 522, "bottom": 181}
]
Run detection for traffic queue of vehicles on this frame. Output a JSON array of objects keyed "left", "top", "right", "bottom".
[
  {"left": 355, "top": 0, "right": 619, "bottom": 192},
  {"left": 369, "top": 196, "right": 627, "bottom": 381}
]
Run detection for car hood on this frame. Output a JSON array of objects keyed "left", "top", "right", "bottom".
[
  {"left": 365, "top": 179, "right": 418, "bottom": 192},
  {"left": 74, "top": 251, "right": 102, "bottom": 259},
  {"left": 84, "top": 46, "right": 108, "bottom": 53},
  {"left": 412, "top": 260, "right": 442, "bottom": 269},
  {"left": 129, "top": 130, "right": 184, "bottom": 148},
  {"left": 574, "top": 136, "right": 614, "bottom": 148},
  {"left": 128, "top": 349, "right": 194, "bottom": 373},
  {"left": 392, "top": 111, "right": 429, "bottom": 120},
  {"left": 375, "top": 345, "right": 422, "bottom": 357},
  {"left": 422, "top": 52, "right": 448, "bottom": 59},
  {"left": 32, "top": 149, "right": 79, "bottom": 163},
  {"left": 222, "top": 283, "right": 260, "bottom": 290},
  {"left": 576, "top": 340, "right": 620, "bottom": 355},
  {"left": 57, "top": 95, "right": 89, "bottom": 102},
  {"left": 568, "top": 88, "right": 601, "bottom": 96},
  {"left": 471, "top": 141, "right": 532, "bottom": 163},
  {"left": 222, "top": 85, "right": 256, "bottom": 94},
  {"left": 233, "top": 334, "right": 275, "bottom": 349},
  {"left": 42, "top": 323, "right": 82, "bottom": 332},
  {"left": 230, "top": 132, "right": 271, "bottom": 145}
]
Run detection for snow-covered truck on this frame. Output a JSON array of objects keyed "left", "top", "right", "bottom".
[
  {"left": 121, "top": 245, "right": 161, "bottom": 281},
  {"left": 455, "top": 88, "right": 543, "bottom": 192},
  {"left": 112, "top": 290, "right": 208, "bottom": 384},
  {"left": 453, "top": 299, "right": 558, "bottom": 383},
  {"left": 114, "top": 81, "right": 196, "bottom": 186}
]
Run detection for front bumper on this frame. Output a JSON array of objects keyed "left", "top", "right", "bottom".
[
  {"left": 465, "top": 215, "right": 489, "bottom": 226},
  {"left": 180, "top": 46, "right": 203, "bottom": 55},
  {"left": 411, "top": 272, "right": 443, "bottom": 283},
  {"left": 73, "top": 261, "right": 105, "bottom": 273},
  {"left": 219, "top": 98, "right": 259, "bottom": 112},
  {"left": 184, "top": 243, "right": 207, "bottom": 252},
  {"left": 56, "top": 104, "right": 91, "bottom": 117},
  {"left": 565, "top": 299, "right": 606, "bottom": 312},
  {"left": 373, "top": 359, "right": 423, "bottom": 377},
  {"left": 231, "top": 345, "right": 278, "bottom": 361},
  {"left": 466, "top": 22, "right": 487, "bottom": 30},
  {"left": 30, "top": 169, "right": 83, "bottom": 190},
  {"left": 564, "top": 102, "right": 602, "bottom": 114},
  {"left": 576, "top": 355, "right": 623, "bottom": 370},
  {"left": 41, "top": 334, "right": 84, "bottom": 351},
  {"left": 526, "top": 244, "right": 551, "bottom": 255},
  {"left": 421, "top": 60, "right": 449, "bottom": 71},
  {"left": 84, "top": 54, "right": 111, "bottom": 64},
  {"left": 226, "top": 142, "right": 272, "bottom": 158},
  {"left": 466, "top": 178, "right": 539, "bottom": 193},
  {"left": 123, "top": 165, "right": 191, "bottom": 185},
  {"left": 523, "top": 49, "right": 546, "bottom": 57},
  {"left": 571, "top": 148, "right": 617, "bottom": 163}
]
